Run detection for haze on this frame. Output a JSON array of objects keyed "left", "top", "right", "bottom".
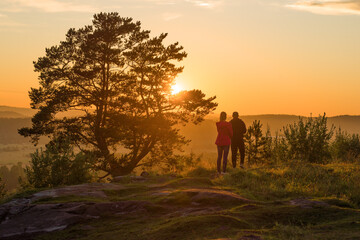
[{"left": 1, "top": 0, "right": 360, "bottom": 116}]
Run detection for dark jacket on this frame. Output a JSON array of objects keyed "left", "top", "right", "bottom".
[
  {"left": 215, "top": 121, "right": 233, "bottom": 146},
  {"left": 230, "top": 118, "right": 246, "bottom": 142}
]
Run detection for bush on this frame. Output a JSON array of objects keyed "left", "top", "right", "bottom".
[
  {"left": 331, "top": 129, "right": 360, "bottom": 162},
  {"left": 283, "top": 114, "right": 334, "bottom": 163},
  {"left": 26, "top": 137, "right": 94, "bottom": 188}
]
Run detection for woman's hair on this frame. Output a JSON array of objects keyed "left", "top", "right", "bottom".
[{"left": 220, "top": 112, "right": 227, "bottom": 121}]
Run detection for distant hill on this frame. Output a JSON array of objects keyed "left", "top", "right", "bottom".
[
  {"left": 0, "top": 111, "right": 27, "bottom": 118},
  {"left": 180, "top": 114, "right": 360, "bottom": 152},
  {"left": 0, "top": 106, "right": 36, "bottom": 118},
  {"left": 0, "top": 118, "right": 32, "bottom": 144},
  {"left": 1, "top": 107, "right": 360, "bottom": 149}
]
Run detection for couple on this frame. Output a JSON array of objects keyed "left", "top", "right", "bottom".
[{"left": 215, "top": 111, "right": 246, "bottom": 174}]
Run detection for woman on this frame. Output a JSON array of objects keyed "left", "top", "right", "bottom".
[{"left": 215, "top": 112, "right": 233, "bottom": 174}]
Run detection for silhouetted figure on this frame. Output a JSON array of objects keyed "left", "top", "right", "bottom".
[
  {"left": 230, "top": 112, "right": 246, "bottom": 168},
  {"left": 215, "top": 112, "right": 233, "bottom": 174}
]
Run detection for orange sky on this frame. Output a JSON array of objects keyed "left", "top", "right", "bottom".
[{"left": 1, "top": 0, "right": 360, "bottom": 116}]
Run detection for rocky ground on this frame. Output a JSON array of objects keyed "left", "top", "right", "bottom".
[{"left": 1, "top": 175, "right": 360, "bottom": 240}]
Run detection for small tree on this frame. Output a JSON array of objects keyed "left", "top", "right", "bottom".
[
  {"left": 19, "top": 12, "right": 217, "bottom": 177},
  {"left": 271, "top": 130, "right": 288, "bottom": 163},
  {"left": 263, "top": 126, "right": 272, "bottom": 161},
  {"left": 244, "top": 120, "right": 267, "bottom": 165},
  {"left": 283, "top": 113, "right": 334, "bottom": 163}
]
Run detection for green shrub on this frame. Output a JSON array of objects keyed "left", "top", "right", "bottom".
[
  {"left": 26, "top": 137, "right": 94, "bottom": 188},
  {"left": 331, "top": 129, "right": 360, "bottom": 162},
  {"left": 283, "top": 114, "right": 334, "bottom": 163}
]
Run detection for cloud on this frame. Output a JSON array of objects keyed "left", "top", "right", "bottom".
[
  {"left": 287, "top": 0, "right": 360, "bottom": 15},
  {"left": 143, "top": 0, "right": 224, "bottom": 8},
  {"left": 186, "top": 0, "right": 223, "bottom": 8},
  {"left": 1, "top": 0, "right": 97, "bottom": 13},
  {"left": 162, "top": 12, "right": 182, "bottom": 21}
]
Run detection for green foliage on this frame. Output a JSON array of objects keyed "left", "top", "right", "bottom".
[
  {"left": 283, "top": 114, "right": 334, "bottom": 163},
  {"left": 331, "top": 129, "right": 360, "bottom": 162},
  {"left": 244, "top": 120, "right": 268, "bottom": 165},
  {"left": 19, "top": 12, "right": 217, "bottom": 177},
  {"left": 26, "top": 137, "right": 94, "bottom": 188}
]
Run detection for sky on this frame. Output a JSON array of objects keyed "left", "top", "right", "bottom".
[{"left": 0, "top": 0, "right": 360, "bottom": 116}]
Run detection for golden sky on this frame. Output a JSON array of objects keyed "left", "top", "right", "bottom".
[{"left": 0, "top": 0, "right": 360, "bottom": 116}]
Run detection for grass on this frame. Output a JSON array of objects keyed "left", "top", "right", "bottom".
[{"left": 215, "top": 162, "right": 360, "bottom": 206}]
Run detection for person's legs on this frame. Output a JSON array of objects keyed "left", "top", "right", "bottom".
[
  {"left": 231, "top": 143, "right": 237, "bottom": 168},
  {"left": 223, "top": 145, "right": 230, "bottom": 172},
  {"left": 239, "top": 140, "right": 245, "bottom": 167},
  {"left": 217, "top": 146, "right": 224, "bottom": 173}
]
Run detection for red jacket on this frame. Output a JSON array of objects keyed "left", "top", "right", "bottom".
[{"left": 215, "top": 121, "right": 233, "bottom": 146}]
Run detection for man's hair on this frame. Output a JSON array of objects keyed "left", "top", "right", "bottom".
[
  {"left": 232, "top": 112, "right": 239, "bottom": 118},
  {"left": 220, "top": 112, "right": 227, "bottom": 121}
]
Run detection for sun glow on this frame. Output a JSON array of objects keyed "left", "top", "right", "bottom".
[{"left": 171, "top": 83, "right": 183, "bottom": 95}]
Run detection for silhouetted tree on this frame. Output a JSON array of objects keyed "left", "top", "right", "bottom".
[{"left": 19, "top": 12, "right": 217, "bottom": 177}]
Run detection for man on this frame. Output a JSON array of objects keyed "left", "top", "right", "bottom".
[{"left": 230, "top": 112, "right": 246, "bottom": 168}]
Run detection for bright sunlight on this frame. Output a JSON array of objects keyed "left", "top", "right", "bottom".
[{"left": 171, "top": 83, "right": 183, "bottom": 95}]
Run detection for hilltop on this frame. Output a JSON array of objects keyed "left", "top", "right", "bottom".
[{"left": 1, "top": 164, "right": 360, "bottom": 240}]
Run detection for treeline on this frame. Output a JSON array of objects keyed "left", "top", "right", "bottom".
[{"left": 0, "top": 162, "right": 25, "bottom": 193}]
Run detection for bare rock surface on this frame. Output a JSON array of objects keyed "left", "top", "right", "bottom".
[
  {"left": 31, "top": 183, "right": 125, "bottom": 202},
  {"left": 0, "top": 200, "right": 156, "bottom": 239},
  {"left": 289, "top": 198, "right": 329, "bottom": 208},
  {"left": 0, "top": 183, "right": 140, "bottom": 239}
]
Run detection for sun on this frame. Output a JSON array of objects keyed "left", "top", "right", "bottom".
[{"left": 171, "top": 83, "right": 183, "bottom": 95}]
